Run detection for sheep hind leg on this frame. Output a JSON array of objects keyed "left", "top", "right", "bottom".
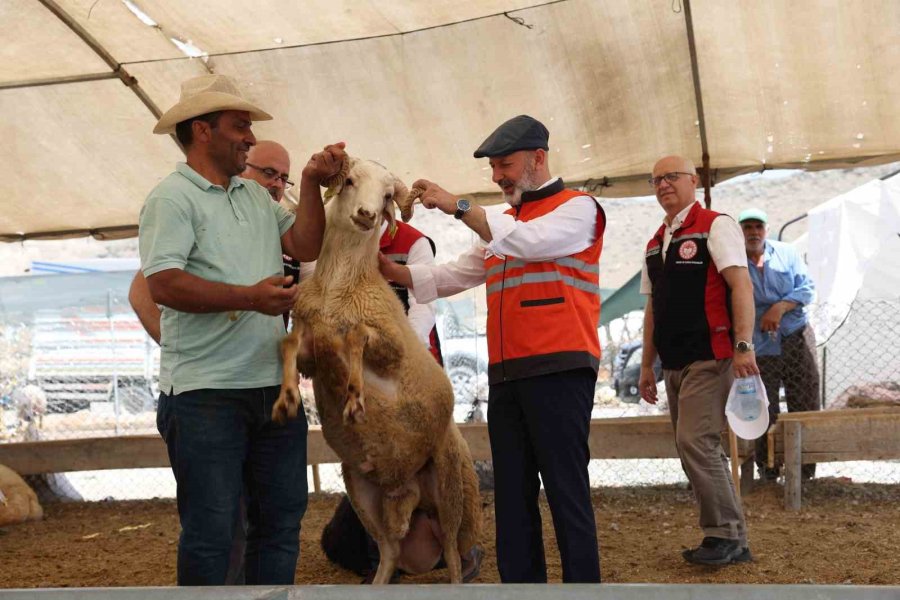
[
  {"left": 344, "top": 468, "right": 400, "bottom": 585},
  {"left": 426, "top": 447, "right": 465, "bottom": 583},
  {"left": 272, "top": 323, "right": 305, "bottom": 424}
]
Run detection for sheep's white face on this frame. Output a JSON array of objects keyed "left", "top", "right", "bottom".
[{"left": 326, "top": 159, "right": 403, "bottom": 236}]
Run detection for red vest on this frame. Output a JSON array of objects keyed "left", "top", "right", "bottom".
[
  {"left": 645, "top": 202, "right": 733, "bottom": 369},
  {"left": 484, "top": 181, "right": 605, "bottom": 383},
  {"left": 380, "top": 222, "right": 443, "bottom": 365}
]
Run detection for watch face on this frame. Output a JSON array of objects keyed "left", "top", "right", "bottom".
[
  {"left": 457, "top": 199, "right": 471, "bottom": 211},
  {"left": 736, "top": 341, "right": 751, "bottom": 353}
]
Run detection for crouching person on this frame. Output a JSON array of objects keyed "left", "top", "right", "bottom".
[
  {"left": 321, "top": 495, "right": 484, "bottom": 583},
  {"left": 139, "top": 73, "right": 343, "bottom": 585}
]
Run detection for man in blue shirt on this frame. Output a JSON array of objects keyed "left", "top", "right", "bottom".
[{"left": 740, "top": 208, "right": 820, "bottom": 481}]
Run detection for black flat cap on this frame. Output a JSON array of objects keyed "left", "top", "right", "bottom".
[{"left": 473, "top": 115, "right": 549, "bottom": 158}]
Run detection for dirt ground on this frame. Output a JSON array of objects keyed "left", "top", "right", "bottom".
[{"left": 1, "top": 479, "right": 899, "bottom": 588}]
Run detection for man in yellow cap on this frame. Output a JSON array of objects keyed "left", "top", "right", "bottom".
[{"left": 140, "top": 73, "right": 345, "bottom": 586}]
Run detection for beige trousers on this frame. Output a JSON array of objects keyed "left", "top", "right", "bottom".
[{"left": 665, "top": 358, "right": 747, "bottom": 544}]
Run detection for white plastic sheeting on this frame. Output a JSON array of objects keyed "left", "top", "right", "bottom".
[
  {"left": 806, "top": 171, "right": 900, "bottom": 339},
  {"left": 3, "top": 0, "right": 900, "bottom": 241}
]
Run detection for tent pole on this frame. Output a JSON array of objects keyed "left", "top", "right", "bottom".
[
  {"left": 37, "top": 0, "right": 174, "bottom": 146},
  {"left": 682, "top": 0, "right": 713, "bottom": 208}
]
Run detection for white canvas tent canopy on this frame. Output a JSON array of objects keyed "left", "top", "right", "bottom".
[{"left": 3, "top": 0, "right": 900, "bottom": 242}]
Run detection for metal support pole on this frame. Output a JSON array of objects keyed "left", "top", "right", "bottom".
[{"left": 108, "top": 289, "right": 120, "bottom": 436}]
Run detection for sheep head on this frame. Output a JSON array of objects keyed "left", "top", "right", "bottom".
[{"left": 324, "top": 157, "right": 410, "bottom": 236}]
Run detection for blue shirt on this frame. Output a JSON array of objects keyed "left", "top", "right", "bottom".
[
  {"left": 747, "top": 239, "right": 815, "bottom": 356},
  {"left": 139, "top": 163, "right": 295, "bottom": 394}
]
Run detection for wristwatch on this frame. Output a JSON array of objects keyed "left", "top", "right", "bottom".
[
  {"left": 454, "top": 198, "right": 471, "bottom": 220},
  {"left": 735, "top": 340, "right": 755, "bottom": 353}
]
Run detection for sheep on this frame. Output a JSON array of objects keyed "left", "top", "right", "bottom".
[
  {"left": 12, "top": 384, "right": 46, "bottom": 441},
  {"left": 271, "top": 157, "right": 482, "bottom": 584},
  {"left": 0, "top": 463, "right": 43, "bottom": 526}
]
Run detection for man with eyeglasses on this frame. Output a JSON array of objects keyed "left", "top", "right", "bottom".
[
  {"left": 135, "top": 73, "right": 345, "bottom": 586},
  {"left": 638, "top": 156, "right": 759, "bottom": 566},
  {"left": 241, "top": 140, "right": 317, "bottom": 328}
]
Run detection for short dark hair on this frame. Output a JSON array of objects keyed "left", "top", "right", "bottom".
[{"left": 175, "top": 111, "right": 223, "bottom": 147}]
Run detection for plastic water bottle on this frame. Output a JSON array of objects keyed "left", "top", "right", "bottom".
[{"left": 735, "top": 377, "right": 760, "bottom": 421}]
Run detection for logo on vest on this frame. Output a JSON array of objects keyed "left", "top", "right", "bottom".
[{"left": 678, "top": 240, "right": 698, "bottom": 260}]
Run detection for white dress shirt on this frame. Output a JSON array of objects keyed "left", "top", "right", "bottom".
[
  {"left": 410, "top": 178, "right": 600, "bottom": 303},
  {"left": 381, "top": 221, "right": 437, "bottom": 346},
  {"left": 640, "top": 201, "right": 747, "bottom": 295}
]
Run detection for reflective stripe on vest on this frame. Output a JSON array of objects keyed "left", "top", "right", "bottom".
[{"left": 483, "top": 183, "right": 604, "bottom": 384}]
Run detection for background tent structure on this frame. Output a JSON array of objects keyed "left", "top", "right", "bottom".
[
  {"left": 804, "top": 170, "right": 900, "bottom": 340},
  {"left": 2, "top": 0, "right": 899, "bottom": 242}
]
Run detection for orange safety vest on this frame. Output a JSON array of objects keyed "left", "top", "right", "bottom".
[{"left": 484, "top": 181, "right": 605, "bottom": 384}]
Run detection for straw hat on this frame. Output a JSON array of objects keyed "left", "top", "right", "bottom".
[{"left": 153, "top": 74, "right": 273, "bottom": 135}]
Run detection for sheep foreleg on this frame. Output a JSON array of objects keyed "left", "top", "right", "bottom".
[
  {"left": 271, "top": 323, "right": 306, "bottom": 424},
  {"left": 342, "top": 323, "right": 370, "bottom": 425}
]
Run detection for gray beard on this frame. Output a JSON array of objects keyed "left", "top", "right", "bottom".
[{"left": 503, "top": 166, "right": 540, "bottom": 207}]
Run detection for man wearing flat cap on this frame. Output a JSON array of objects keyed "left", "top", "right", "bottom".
[
  {"left": 740, "top": 208, "right": 819, "bottom": 482},
  {"left": 139, "top": 73, "right": 346, "bottom": 586},
  {"left": 380, "top": 115, "right": 604, "bottom": 583}
]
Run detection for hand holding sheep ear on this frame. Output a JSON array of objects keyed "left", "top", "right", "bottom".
[
  {"left": 271, "top": 156, "right": 482, "bottom": 585},
  {"left": 409, "top": 179, "right": 493, "bottom": 243}
]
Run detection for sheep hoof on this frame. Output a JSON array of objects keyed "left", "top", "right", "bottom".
[{"left": 272, "top": 387, "right": 301, "bottom": 424}]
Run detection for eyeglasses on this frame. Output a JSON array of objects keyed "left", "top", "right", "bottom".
[
  {"left": 648, "top": 171, "right": 694, "bottom": 187},
  {"left": 246, "top": 163, "right": 294, "bottom": 190}
]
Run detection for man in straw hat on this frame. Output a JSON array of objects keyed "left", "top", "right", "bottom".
[
  {"left": 140, "top": 73, "right": 346, "bottom": 585},
  {"left": 638, "top": 155, "right": 758, "bottom": 566}
]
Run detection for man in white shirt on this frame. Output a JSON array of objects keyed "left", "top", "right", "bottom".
[
  {"left": 638, "top": 155, "right": 759, "bottom": 566},
  {"left": 379, "top": 115, "right": 604, "bottom": 583}
]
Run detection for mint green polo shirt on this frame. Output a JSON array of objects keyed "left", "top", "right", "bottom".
[{"left": 139, "top": 162, "right": 296, "bottom": 395}]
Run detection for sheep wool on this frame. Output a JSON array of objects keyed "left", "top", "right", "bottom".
[
  {"left": 0, "top": 463, "right": 43, "bottom": 526},
  {"left": 273, "top": 157, "right": 482, "bottom": 584}
]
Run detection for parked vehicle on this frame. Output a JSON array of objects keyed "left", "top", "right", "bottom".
[
  {"left": 612, "top": 340, "right": 662, "bottom": 402},
  {"left": 434, "top": 299, "right": 488, "bottom": 421},
  {"left": 28, "top": 308, "right": 158, "bottom": 415}
]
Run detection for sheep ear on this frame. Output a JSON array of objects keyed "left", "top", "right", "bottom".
[
  {"left": 382, "top": 203, "right": 396, "bottom": 232},
  {"left": 392, "top": 177, "right": 413, "bottom": 222},
  {"left": 322, "top": 156, "right": 353, "bottom": 202}
]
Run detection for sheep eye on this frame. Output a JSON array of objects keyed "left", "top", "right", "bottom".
[
  {"left": 384, "top": 193, "right": 392, "bottom": 202},
  {"left": 345, "top": 178, "right": 353, "bottom": 187}
]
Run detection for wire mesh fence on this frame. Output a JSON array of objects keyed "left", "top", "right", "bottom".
[{"left": 1, "top": 278, "right": 899, "bottom": 500}]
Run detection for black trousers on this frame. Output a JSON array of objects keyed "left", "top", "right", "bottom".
[{"left": 487, "top": 368, "right": 601, "bottom": 583}]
